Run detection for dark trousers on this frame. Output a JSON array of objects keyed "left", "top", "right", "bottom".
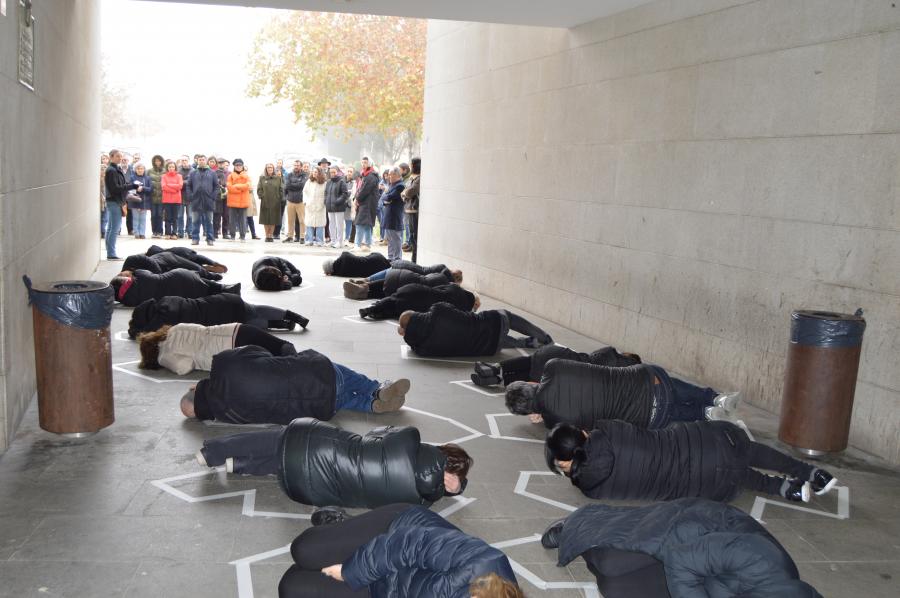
[
  {"left": 243, "top": 304, "right": 288, "bottom": 329},
  {"left": 366, "top": 279, "right": 386, "bottom": 299},
  {"left": 274, "top": 202, "right": 287, "bottom": 238},
  {"left": 742, "top": 442, "right": 816, "bottom": 495},
  {"left": 151, "top": 203, "right": 164, "bottom": 235},
  {"left": 279, "top": 504, "right": 409, "bottom": 598},
  {"left": 499, "top": 355, "right": 532, "bottom": 385},
  {"left": 582, "top": 547, "right": 668, "bottom": 598},
  {"left": 201, "top": 427, "right": 283, "bottom": 475},
  {"left": 163, "top": 204, "right": 179, "bottom": 236},
  {"left": 246, "top": 216, "right": 258, "bottom": 238},
  {"left": 126, "top": 207, "right": 134, "bottom": 235},
  {"left": 234, "top": 324, "right": 295, "bottom": 356},
  {"left": 666, "top": 377, "right": 718, "bottom": 423},
  {"left": 407, "top": 212, "right": 418, "bottom": 260},
  {"left": 213, "top": 212, "right": 224, "bottom": 238},
  {"left": 498, "top": 310, "right": 552, "bottom": 348}
]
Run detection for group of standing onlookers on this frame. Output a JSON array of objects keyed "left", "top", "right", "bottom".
[{"left": 101, "top": 151, "right": 420, "bottom": 262}]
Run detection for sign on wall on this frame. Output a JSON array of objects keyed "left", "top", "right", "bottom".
[{"left": 18, "top": 0, "right": 34, "bottom": 91}]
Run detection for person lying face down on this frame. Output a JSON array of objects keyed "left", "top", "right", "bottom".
[
  {"left": 397, "top": 303, "right": 553, "bottom": 357},
  {"left": 280, "top": 504, "right": 521, "bottom": 598},
  {"left": 179, "top": 345, "right": 411, "bottom": 424},
  {"left": 251, "top": 256, "right": 303, "bottom": 291},
  {"left": 110, "top": 268, "right": 240, "bottom": 307},
  {"left": 503, "top": 359, "right": 742, "bottom": 430},
  {"left": 145, "top": 244, "right": 227, "bottom": 273},
  {"left": 545, "top": 420, "right": 838, "bottom": 504},
  {"left": 540, "top": 498, "right": 823, "bottom": 598},
  {"left": 342, "top": 265, "right": 463, "bottom": 301},
  {"left": 471, "top": 344, "right": 642, "bottom": 387},
  {"left": 122, "top": 252, "right": 222, "bottom": 281},
  {"left": 322, "top": 251, "right": 391, "bottom": 278},
  {"left": 195, "top": 418, "right": 473, "bottom": 509},
  {"left": 359, "top": 282, "right": 480, "bottom": 320}
]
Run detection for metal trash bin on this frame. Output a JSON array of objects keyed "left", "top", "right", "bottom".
[
  {"left": 778, "top": 309, "right": 866, "bottom": 457},
  {"left": 23, "top": 276, "right": 115, "bottom": 436}
]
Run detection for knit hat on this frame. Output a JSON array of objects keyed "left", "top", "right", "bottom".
[{"left": 233, "top": 158, "right": 244, "bottom": 167}]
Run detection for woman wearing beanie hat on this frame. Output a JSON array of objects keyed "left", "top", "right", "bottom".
[{"left": 226, "top": 159, "right": 251, "bottom": 241}]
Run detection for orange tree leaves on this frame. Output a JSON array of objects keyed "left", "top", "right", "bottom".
[{"left": 247, "top": 12, "right": 425, "bottom": 144}]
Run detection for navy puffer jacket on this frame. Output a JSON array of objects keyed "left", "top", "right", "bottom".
[
  {"left": 384, "top": 269, "right": 453, "bottom": 297},
  {"left": 128, "top": 294, "right": 247, "bottom": 339},
  {"left": 123, "top": 253, "right": 220, "bottom": 280},
  {"left": 528, "top": 344, "right": 640, "bottom": 381},
  {"left": 330, "top": 251, "right": 391, "bottom": 277}
]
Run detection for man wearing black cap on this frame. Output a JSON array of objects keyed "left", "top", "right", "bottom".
[{"left": 283, "top": 160, "right": 308, "bottom": 243}]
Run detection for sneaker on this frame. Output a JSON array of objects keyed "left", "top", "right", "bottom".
[
  {"left": 372, "top": 378, "right": 410, "bottom": 413},
  {"left": 810, "top": 468, "right": 838, "bottom": 496},
  {"left": 714, "top": 391, "right": 742, "bottom": 414},
  {"left": 298, "top": 238, "right": 305, "bottom": 245},
  {"left": 283, "top": 238, "right": 293, "bottom": 243},
  {"left": 311, "top": 506, "right": 349, "bottom": 527},
  {"left": 704, "top": 406, "right": 731, "bottom": 421},
  {"left": 781, "top": 478, "right": 811, "bottom": 503},
  {"left": 284, "top": 310, "right": 309, "bottom": 330},
  {"left": 107, "top": 256, "right": 124, "bottom": 261},
  {"left": 195, "top": 450, "right": 208, "bottom": 467},
  {"left": 541, "top": 518, "right": 566, "bottom": 549},
  {"left": 225, "top": 457, "right": 235, "bottom": 474},
  {"left": 206, "top": 240, "right": 214, "bottom": 246},
  {"left": 191, "top": 240, "right": 200, "bottom": 246},
  {"left": 265, "top": 237, "right": 273, "bottom": 242},
  {"left": 343, "top": 280, "right": 369, "bottom": 300}
]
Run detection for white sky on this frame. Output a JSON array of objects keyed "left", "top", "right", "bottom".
[{"left": 101, "top": 0, "right": 331, "bottom": 172}]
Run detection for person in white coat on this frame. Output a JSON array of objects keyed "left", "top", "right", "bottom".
[{"left": 303, "top": 167, "right": 328, "bottom": 246}]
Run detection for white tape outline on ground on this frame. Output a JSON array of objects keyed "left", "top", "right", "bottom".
[
  {"left": 342, "top": 314, "right": 399, "bottom": 327},
  {"left": 750, "top": 485, "right": 850, "bottom": 523},
  {"left": 400, "top": 344, "right": 479, "bottom": 365},
  {"left": 514, "top": 471, "right": 579, "bottom": 512},
  {"left": 486, "top": 413, "right": 545, "bottom": 444},
  {"left": 450, "top": 379, "right": 505, "bottom": 397},
  {"left": 399, "top": 405, "right": 484, "bottom": 445},
  {"left": 491, "top": 535, "right": 600, "bottom": 596},
  {"left": 112, "top": 360, "right": 196, "bottom": 384}
]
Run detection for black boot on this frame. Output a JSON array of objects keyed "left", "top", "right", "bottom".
[
  {"left": 284, "top": 310, "right": 309, "bottom": 329},
  {"left": 541, "top": 518, "right": 566, "bottom": 549},
  {"left": 474, "top": 362, "right": 500, "bottom": 378},
  {"left": 311, "top": 506, "right": 349, "bottom": 527},
  {"left": 267, "top": 320, "right": 296, "bottom": 331},
  {"left": 359, "top": 308, "right": 372, "bottom": 319},
  {"left": 222, "top": 283, "right": 241, "bottom": 295},
  {"left": 471, "top": 373, "right": 501, "bottom": 388}
]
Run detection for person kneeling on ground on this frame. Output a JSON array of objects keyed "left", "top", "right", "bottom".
[
  {"left": 545, "top": 420, "right": 838, "bottom": 504},
  {"left": 252, "top": 256, "right": 303, "bottom": 291},
  {"left": 279, "top": 504, "right": 520, "bottom": 598},
  {"left": 540, "top": 498, "right": 823, "bottom": 598},
  {"left": 128, "top": 293, "right": 308, "bottom": 339},
  {"left": 138, "top": 323, "right": 296, "bottom": 374},
  {"left": 359, "top": 283, "right": 479, "bottom": 320},
  {"left": 343, "top": 264, "right": 462, "bottom": 300},
  {"left": 472, "top": 344, "right": 641, "bottom": 387},
  {"left": 398, "top": 303, "right": 553, "bottom": 357},
  {"left": 180, "top": 346, "right": 410, "bottom": 424},
  {"left": 111, "top": 268, "right": 240, "bottom": 307},
  {"left": 504, "top": 358, "right": 741, "bottom": 429},
  {"left": 145, "top": 244, "right": 227, "bottom": 273},
  {"left": 196, "top": 417, "right": 472, "bottom": 508},
  {"left": 322, "top": 251, "right": 391, "bottom": 278},
  {"left": 122, "top": 252, "right": 222, "bottom": 281}
]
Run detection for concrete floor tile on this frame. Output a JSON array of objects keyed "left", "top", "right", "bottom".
[{"left": 0, "top": 561, "right": 137, "bottom": 597}]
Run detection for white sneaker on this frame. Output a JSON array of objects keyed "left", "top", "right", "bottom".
[
  {"left": 705, "top": 406, "right": 732, "bottom": 421},
  {"left": 225, "top": 457, "right": 234, "bottom": 473},
  {"left": 714, "top": 391, "right": 742, "bottom": 414},
  {"left": 195, "top": 450, "right": 207, "bottom": 466}
]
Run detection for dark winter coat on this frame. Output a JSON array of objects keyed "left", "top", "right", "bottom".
[
  {"left": 117, "top": 269, "right": 235, "bottom": 307},
  {"left": 330, "top": 251, "right": 391, "bottom": 278},
  {"left": 105, "top": 163, "right": 139, "bottom": 205},
  {"left": 401, "top": 173, "right": 419, "bottom": 213},
  {"left": 128, "top": 293, "right": 247, "bottom": 339},
  {"left": 193, "top": 346, "right": 335, "bottom": 424},
  {"left": 391, "top": 260, "right": 450, "bottom": 276},
  {"left": 279, "top": 418, "right": 447, "bottom": 508},
  {"left": 324, "top": 176, "right": 349, "bottom": 212},
  {"left": 384, "top": 269, "right": 453, "bottom": 297},
  {"left": 251, "top": 256, "right": 302, "bottom": 289},
  {"left": 380, "top": 181, "right": 405, "bottom": 231},
  {"left": 213, "top": 168, "right": 228, "bottom": 214},
  {"left": 342, "top": 506, "right": 518, "bottom": 598},
  {"left": 149, "top": 158, "right": 165, "bottom": 204},
  {"left": 366, "top": 283, "right": 475, "bottom": 320},
  {"left": 535, "top": 360, "right": 665, "bottom": 430},
  {"left": 187, "top": 167, "right": 220, "bottom": 212},
  {"left": 145, "top": 245, "right": 225, "bottom": 271},
  {"left": 404, "top": 303, "right": 503, "bottom": 357},
  {"left": 129, "top": 172, "right": 153, "bottom": 209},
  {"left": 354, "top": 169, "right": 380, "bottom": 227},
  {"left": 123, "top": 253, "right": 221, "bottom": 280},
  {"left": 178, "top": 166, "right": 193, "bottom": 204},
  {"left": 570, "top": 420, "right": 751, "bottom": 502},
  {"left": 284, "top": 170, "right": 308, "bottom": 203},
  {"left": 257, "top": 174, "right": 284, "bottom": 225},
  {"left": 556, "top": 498, "right": 823, "bottom": 598},
  {"left": 528, "top": 345, "right": 640, "bottom": 382}
]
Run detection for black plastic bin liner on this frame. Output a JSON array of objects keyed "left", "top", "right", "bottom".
[
  {"left": 23, "top": 276, "right": 114, "bottom": 330},
  {"left": 790, "top": 309, "right": 865, "bottom": 349}
]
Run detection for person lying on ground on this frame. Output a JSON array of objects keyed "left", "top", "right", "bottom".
[
  {"left": 252, "top": 256, "right": 303, "bottom": 291},
  {"left": 137, "top": 323, "right": 296, "bottom": 374},
  {"left": 196, "top": 417, "right": 473, "bottom": 508},
  {"left": 545, "top": 420, "right": 838, "bottom": 504},
  {"left": 279, "top": 504, "right": 519, "bottom": 598},
  {"left": 179, "top": 345, "right": 410, "bottom": 424},
  {"left": 145, "top": 244, "right": 227, "bottom": 273},
  {"left": 127, "top": 293, "right": 308, "bottom": 339},
  {"left": 322, "top": 251, "right": 391, "bottom": 278},
  {"left": 472, "top": 344, "right": 641, "bottom": 387},
  {"left": 110, "top": 268, "right": 240, "bottom": 307},
  {"left": 503, "top": 358, "right": 741, "bottom": 430},
  {"left": 540, "top": 498, "right": 823, "bottom": 598},
  {"left": 359, "top": 283, "right": 479, "bottom": 320},
  {"left": 342, "top": 266, "right": 462, "bottom": 300},
  {"left": 398, "top": 303, "right": 553, "bottom": 357},
  {"left": 358, "top": 259, "right": 456, "bottom": 282},
  {"left": 122, "top": 252, "right": 222, "bottom": 281}
]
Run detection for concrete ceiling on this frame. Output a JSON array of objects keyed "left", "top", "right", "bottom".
[{"left": 146, "top": 0, "right": 656, "bottom": 28}]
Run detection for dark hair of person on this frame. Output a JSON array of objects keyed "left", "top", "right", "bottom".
[
  {"left": 504, "top": 382, "right": 536, "bottom": 415},
  {"left": 438, "top": 444, "right": 473, "bottom": 481},
  {"left": 255, "top": 266, "right": 285, "bottom": 291},
  {"left": 109, "top": 148, "right": 121, "bottom": 158},
  {"left": 469, "top": 574, "right": 523, "bottom": 598},
  {"left": 137, "top": 325, "right": 172, "bottom": 369},
  {"left": 411, "top": 157, "right": 421, "bottom": 175},
  {"left": 109, "top": 276, "right": 128, "bottom": 299},
  {"left": 152, "top": 155, "right": 164, "bottom": 169},
  {"left": 362, "top": 156, "right": 370, "bottom": 161},
  {"left": 545, "top": 423, "right": 587, "bottom": 475}
]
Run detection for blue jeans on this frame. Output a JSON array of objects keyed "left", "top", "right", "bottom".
[
  {"left": 105, "top": 203, "right": 123, "bottom": 257},
  {"left": 133, "top": 208, "right": 148, "bottom": 237},
  {"left": 356, "top": 225, "right": 373, "bottom": 246},
  {"left": 333, "top": 363, "right": 378, "bottom": 413},
  {"left": 367, "top": 268, "right": 388, "bottom": 282},
  {"left": 376, "top": 199, "right": 385, "bottom": 240},
  {"left": 177, "top": 204, "right": 191, "bottom": 237},
  {"left": 100, "top": 206, "right": 108, "bottom": 237},
  {"left": 345, "top": 219, "right": 353, "bottom": 240},
  {"left": 191, "top": 208, "right": 213, "bottom": 242},
  {"left": 306, "top": 226, "right": 324, "bottom": 245}
]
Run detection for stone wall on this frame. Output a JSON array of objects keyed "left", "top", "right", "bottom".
[
  {"left": 420, "top": 0, "right": 900, "bottom": 463},
  {"left": 0, "top": 0, "right": 101, "bottom": 451}
]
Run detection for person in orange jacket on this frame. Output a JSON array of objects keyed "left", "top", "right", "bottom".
[
  {"left": 161, "top": 160, "right": 184, "bottom": 240},
  {"left": 226, "top": 158, "right": 251, "bottom": 241}
]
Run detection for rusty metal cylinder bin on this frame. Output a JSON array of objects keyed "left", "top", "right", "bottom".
[
  {"left": 779, "top": 309, "right": 866, "bottom": 457},
  {"left": 23, "top": 277, "right": 115, "bottom": 436}
]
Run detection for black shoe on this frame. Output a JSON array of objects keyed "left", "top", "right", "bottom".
[
  {"left": 474, "top": 362, "right": 500, "bottom": 378},
  {"left": 299, "top": 238, "right": 305, "bottom": 244},
  {"left": 311, "top": 506, "right": 349, "bottom": 527},
  {"left": 267, "top": 319, "right": 296, "bottom": 331},
  {"left": 283, "top": 238, "right": 293, "bottom": 243},
  {"left": 810, "top": 469, "right": 837, "bottom": 496},
  {"left": 359, "top": 308, "right": 371, "bottom": 319},
  {"left": 781, "top": 478, "right": 811, "bottom": 503},
  {"left": 223, "top": 283, "right": 241, "bottom": 295},
  {"left": 471, "top": 373, "right": 501, "bottom": 388},
  {"left": 284, "top": 310, "right": 309, "bottom": 329},
  {"left": 541, "top": 518, "right": 566, "bottom": 549}
]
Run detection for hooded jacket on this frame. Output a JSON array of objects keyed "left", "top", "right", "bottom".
[
  {"left": 193, "top": 347, "right": 336, "bottom": 424},
  {"left": 284, "top": 170, "right": 308, "bottom": 203},
  {"left": 528, "top": 345, "right": 641, "bottom": 382},
  {"left": 384, "top": 269, "right": 453, "bottom": 297},
  {"left": 116, "top": 269, "right": 237, "bottom": 307},
  {"left": 569, "top": 420, "right": 751, "bottom": 503},
  {"left": 123, "top": 253, "right": 221, "bottom": 280},
  {"left": 354, "top": 167, "right": 380, "bottom": 227},
  {"left": 128, "top": 293, "right": 247, "bottom": 339},
  {"left": 157, "top": 323, "right": 240, "bottom": 375},
  {"left": 324, "top": 176, "right": 349, "bottom": 212},
  {"left": 330, "top": 251, "right": 391, "bottom": 278},
  {"left": 149, "top": 156, "right": 165, "bottom": 204},
  {"left": 279, "top": 418, "right": 447, "bottom": 508},
  {"left": 342, "top": 506, "right": 518, "bottom": 598},
  {"left": 188, "top": 166, "right": 220, "bottom": 212},
  {"left": 556, "top": 499, "right": 823, "bottom": 598},
  {"left": 365, "top": 283, "right": 475, "bottom": 320},
  {"left": 226, "top": 170, "right": 251, "bottom": 209},
  {"left": 161, "top": 170, "right": 184, "bottom": 204},
  {"left": 251, "top": 256, "right": 302, "bottom": 289},
  {"left": 404, "top": 303, "right": 503, "bottom": 357},
  {"left": 145, "top": 245, "right": 226, "bottom": 271}
]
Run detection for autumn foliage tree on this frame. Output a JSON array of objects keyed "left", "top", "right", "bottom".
[{"left": 247, "top": 12, "right": 426, "bottom": 161}]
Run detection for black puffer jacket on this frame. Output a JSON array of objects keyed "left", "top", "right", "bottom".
[
  {"left": 570, "top": 420, "right": 751, "bottom": 502},
  {"left": 390, "top": 260, "right": 450, "bottom": 277},
  {"left": 556, "top": 498, "right": 823, "bottom": 598},
  {"left": 123, "top": 253, "right": 221, "bottom": 280},
  {"left": 324, "top": 176, "right": 349, "bottom": 212},
  {"left": 128, "top": 294, "right": 247, "bottom": 338},
  {"left": 364, "top": 283, "right": 475, "bottom": 320},
  {"left": 117, "top": 269, "right": 237, "bottom": 307},
  {"left": 145, "top": 245, "right": 226, "bottom": 271},
  {"left": 535, "top": 360, "right": 664, "bottom": 429},
  {"left": 331, "top": 251, "right": 392, "bottom": 278},
  {"left": 279, "top": 418, "right": 446, "bottom": 508},
  {"left": 193, "top": 346, "right": 335, "bottom": 424},
  {"left": 384, "top": 269, "right": 453, "bottom": 296},
  {"left": 251, "top": 256, "right": 303, "bottom": 289},
  {"left": 404, "top": 303, "right": 503, "bottom": 357},
  {"left": 529, "top": 345, "right": 640, "bottom": 381}
]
